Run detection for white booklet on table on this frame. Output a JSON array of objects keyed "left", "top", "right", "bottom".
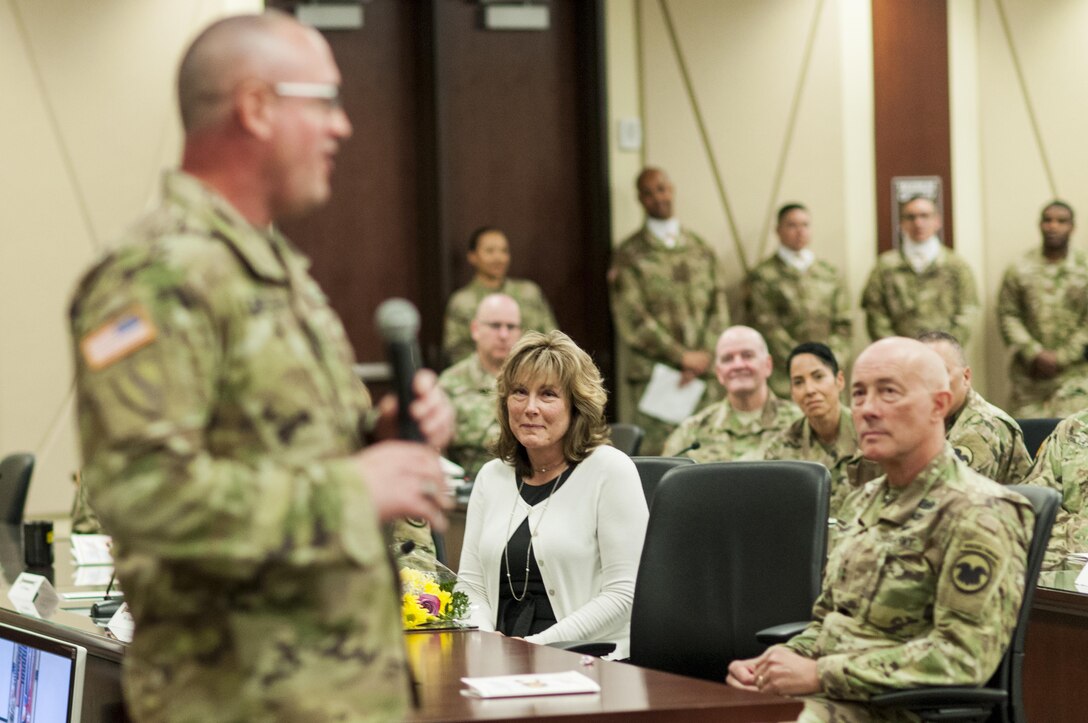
[{"left": 461, "top": 670, "right": 600, "bottom": 699}]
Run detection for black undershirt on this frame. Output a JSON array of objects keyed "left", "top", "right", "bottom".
[{"left": 496, "top": 465, "right": 576, "bottom": 638}]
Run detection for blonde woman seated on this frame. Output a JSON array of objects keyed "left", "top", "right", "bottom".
[
  {"left": 763, "top": 342, "right": 879, "bottom": 521},
  {"left": 457, "top": 331, "right": 648, "bottom": 658}
]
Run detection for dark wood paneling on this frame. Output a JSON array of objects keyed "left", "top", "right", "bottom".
[
  {"left": 271, "top": 0, "right": 425, "bottom": 363},
  {"left": 266, "top": 1, "right": 613, "bottom": 389},
  {"left": 432, "top": 1, "right": 612, "bottom": 371},
  {"left": 871, "top": 0, "right": 953, "bottom": 251},
  {"left": 1023, "top": 589, "right": 1088, "bottom": 722}
]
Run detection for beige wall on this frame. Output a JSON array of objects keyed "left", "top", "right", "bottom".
[
  {"left": 608, "top": 0, "right": 1088, "bottom": 414},
  {"left": 970, "top": 0, "right": 1088, "bottom": 409},
  {"left": 0, "top": 0, "right": 261, "bottom": 517},
  {"left": 605, "top": 0, "right": 876, "bottom": 417}
]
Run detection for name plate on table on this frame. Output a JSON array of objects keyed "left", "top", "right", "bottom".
[{"left": 7, "top": 572, "right": 59, "bottom": 618}]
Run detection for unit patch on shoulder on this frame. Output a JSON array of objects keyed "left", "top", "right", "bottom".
[
  {"left": 953, "top": 445, "right": 973, "bottom": 466},
  {"left": 80, "top": 307, "right": 158, "bottom": 371},
  {"left": 950, "top": 541, "right": 996, "bottom": 595}
]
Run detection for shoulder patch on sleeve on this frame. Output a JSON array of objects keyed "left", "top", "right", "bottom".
[
  {"left": 953, "top": 445, "right": 974, "bottom": 465},
  {"left": 80, "top": 306, "right": 158, "bottom": 371},
  {"left": 951, "top": 541, "right": 995, "bottom": 595}
]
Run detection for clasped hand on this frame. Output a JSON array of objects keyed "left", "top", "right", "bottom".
[{"left": 726, "top": 646, "right": 820, "bottom": 697}]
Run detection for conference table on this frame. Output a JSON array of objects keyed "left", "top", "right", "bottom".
[
  {"left": 404, "top": 629, "right": 800, "bottom": 722},
  {"left": 0, "top": 525, "right": 800, "bottom": 722},
  {"left": 6, "top": 523, "right": 1088, "bottom": 722}
]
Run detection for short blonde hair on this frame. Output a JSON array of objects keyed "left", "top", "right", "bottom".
[{"left": 493, "top": 331, "right": 609, "bottom": 478}]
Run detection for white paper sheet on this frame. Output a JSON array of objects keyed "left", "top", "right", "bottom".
[{"left": 637, "top": 363, "right": 706, "bottom": 425}]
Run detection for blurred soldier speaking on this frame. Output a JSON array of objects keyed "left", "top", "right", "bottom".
[{"left": 69, "top": 12, "right": 452, "bottom": 721}]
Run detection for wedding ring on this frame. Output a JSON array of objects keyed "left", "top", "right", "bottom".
[{"left": 757, "top": 674, "right": 765, "bottom": 688}]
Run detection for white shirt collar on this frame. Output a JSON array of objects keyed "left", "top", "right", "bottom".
[
  {"left": 902, "top": 235, "right": 941, "bottom": 272},
  {"left": 776, "top": 245, "right": 815, "bottom": 272},
  {"left": 646, "top": 217, "right": 681, "bottom": 249}
]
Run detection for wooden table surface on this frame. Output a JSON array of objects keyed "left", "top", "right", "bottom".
[{"left": 404, "top": 630, "right": 802, "bottom": 722}]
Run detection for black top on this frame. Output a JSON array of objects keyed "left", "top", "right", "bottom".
[{"left": 496, "top": 465, "right": 576, "bottom": 638}]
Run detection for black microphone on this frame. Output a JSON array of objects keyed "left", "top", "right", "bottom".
[
  {"left": 672, "top": 440, "right": 701, "bottom": 457},
  {"left": 375, "top": 299, "right": 424, "bottom": 441}
]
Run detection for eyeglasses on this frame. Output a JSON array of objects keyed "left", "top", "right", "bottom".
[
  {"left": 900, "top": 213, "right": 934, "bottom": 222},
  {"left": 272, "top": 81, "right": 342, "bottom": 110},
  {"left": 481, "top": 322, "right": 521, "bottom": 332}
]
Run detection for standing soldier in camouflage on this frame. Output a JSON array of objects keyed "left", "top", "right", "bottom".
[
  {"left": 610, "top": 167, "right": 731, "bottom": 454},
  {"left": 662, "top": 326, "right": 799, "bottom": 462},
  {"left": 920, "top": 331, "right": 1032, "bottom": 484},
  {"left": 438, "top": 294, "right": 522, "bottom": 478},
  {"left": 443, "top": 227, "right": 556, "bottom": 366},
  {"left": 728, "top": 338, "right": 1032, "bottom": 721},
  {"left": 861, "top": 196, "right": 979, "bottom": 342},
  {"left": 763, "top": 343, "right": 880, "bottom": 521},
  {"left": 746, "top": 204, "right": 852, "bottom": 398},
  {"left": 68, "top": 13, "right": 453, "bottom": 721},
  {"left": 1024, "top": 411, "right": 1088, "bottom": 569},
  {"left": 997, "top": 200, "right": 1088, "bottom": 417}
]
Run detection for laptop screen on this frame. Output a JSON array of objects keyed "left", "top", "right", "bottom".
[{"left": 0, "top": 623, "right": 86, "bottom": 723}]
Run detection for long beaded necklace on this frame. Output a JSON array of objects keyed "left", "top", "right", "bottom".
[{"left": 503, "top": 464, "right": 568, "bottom": 602}]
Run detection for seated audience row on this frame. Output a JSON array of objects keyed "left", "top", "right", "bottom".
[{"left": 454, "top": 332, "right": 1034, "bottom": 720}]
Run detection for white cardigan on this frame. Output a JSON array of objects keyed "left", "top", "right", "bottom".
[{"left": 456, "top": 445, "right": 648, "bottom": 659}]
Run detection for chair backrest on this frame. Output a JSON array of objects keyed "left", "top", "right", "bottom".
[
  {"left": 1015, "top": 418, "right": 1061, "bottom": 460},
  {"left": 608, "top": 423, "right": 645, "bottom": 457},
  {"left": 995, "top": 485, "right": 1060, "bottom": 723},
  {"left": 630, "top": 456, "right": 694, "bottom": 505},
  {"left": 629, "top": 460, "right": 830, "bottom": 681},
  {"left": 0, "top": 453, "right": 34, "bottom": 525}
]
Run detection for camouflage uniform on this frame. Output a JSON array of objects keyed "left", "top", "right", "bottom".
[
  {"left": 437, "top": 353, "right": 498, "bottom": 479},
  {"left": 1024, "top": 410, "right": 1088, "bottom": 569},
  {"left": 786, "top": 445, "right": 1031, "bottom": 707},
  {"left": 661, "top": 394, "right": 799, "bottom": 462},
  {"left": 69, "top": 172, "right": 407, "bottom": 722},
  {"left": 762, "top": 405, "right": 881, "bottom": 520},
  {"left": 861, "top": 246, "right": 979, "bottom": 342},
  {"left": 443, "top": 278, "right": 556, "bottom": 365},
  {"left": 610, "top": 225, "right": 731, "bottom": 454},
  {"left": 745, "top": 255, "right": 852, "bottom": 398},
  {"left": 997, "top": 248, "right": 1088, "bottom": 417},
  {"left": 947, "top": 389, "right": 1033, "bottom": 485},
  {"left": 70, "top": 473, "right": 103, "bottom": 534}
]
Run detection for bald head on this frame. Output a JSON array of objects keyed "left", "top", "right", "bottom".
[
  {"left": 471, "top": 294, "right": 522, "bottom": 374},
  {"left": 718, "top": 326, "right": 769, "bottom": 357},
  {"left": 851, "top": 337, "right": 953, "bottom": 485},
  {"left": 715, "top": 325, "right": 773, "bottom": 410},
  {"left": 178, "top": 10, "right": 327, "bottom": 133},
  {"left": 858, "top": 337, "right": 949, "bottom": 393},
  {"left": 636, "top": 167, "right": 674, "bottom": 220},
  {"left": 176, "top": 11, "right": 351, "bottom": 227}
]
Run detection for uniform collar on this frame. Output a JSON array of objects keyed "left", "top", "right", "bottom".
[
  {"left": 866, "top": 444, "right": 954, "bottom": 527},
  {"left": 163, "top": 170, "right": 293, "bottom": 284}
]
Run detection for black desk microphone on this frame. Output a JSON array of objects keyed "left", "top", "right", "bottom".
[{"left": 672, "top": 440, "right": 701, "bottom": 457}]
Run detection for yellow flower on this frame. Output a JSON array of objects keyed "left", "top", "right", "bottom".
[{"left": 401, "top": 593, "right": 437, "bottom": 629}]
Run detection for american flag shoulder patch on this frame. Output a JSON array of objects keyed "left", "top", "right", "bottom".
[{"left": 80, "top": 307, "right": 158, "bottom": 371}]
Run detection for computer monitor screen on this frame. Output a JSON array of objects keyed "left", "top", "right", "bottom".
[{"left": 0, "top": 622, "right": 85, "bottom": 723}]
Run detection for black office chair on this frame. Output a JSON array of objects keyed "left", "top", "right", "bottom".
[
  {"left": 0, "top": 453, "right": 34, "bottom": 525},
  {"left": 628, "top": 460, "right": 830, "bottom": 681},
  {"left": 630, "top": 455, "right": 694, "bottom": 505},
  {"left": 861, "top": 485, "right": 1059, "bottom": 723},
  {"left": 608, "top": 423, "right": 645, "bottom": 456},
  {"left": 1015, "top": 418, "right": 1062, "bottom": 460}
]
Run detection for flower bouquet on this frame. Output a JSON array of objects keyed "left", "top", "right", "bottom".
[{"left": 397, "top": 544, "right": 470, "bottom": 630}]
